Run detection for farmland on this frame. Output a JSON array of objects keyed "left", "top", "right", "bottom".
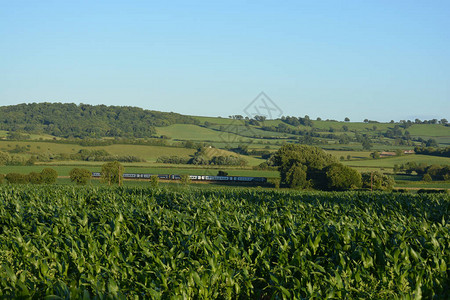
[{"left": 0, "top": 185, "right": 448, "bottom": 298}]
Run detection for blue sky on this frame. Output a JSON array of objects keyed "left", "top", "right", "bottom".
[{"left": 0, "top": 0, "right": 449, "bottom": 121}]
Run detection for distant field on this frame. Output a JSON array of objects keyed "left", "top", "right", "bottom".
[
  {"left": 156, "top": 124, "right": 255, "bottom": 143},
  {"left": 343, "top": 154, "right": 450, "bottom": 169},
  {"left": 325, "top": 150, "right": 371, "bottom": 160},
  {"left": 0, "top": 141, "right": 197, "bottom": 162},
  {"left": 0, "top": 165, "right": 279, "bottom": 178},
  {"left": 407, "top": 124, "right": 450, "bottom": 137}
]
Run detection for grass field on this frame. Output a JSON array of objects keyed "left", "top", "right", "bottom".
[
  {"left": 156, "top": 124, "right": 255, "bottom": 143},
  {"left": 343, "top": 154, "right": 450, "bottom": 169},
  {"left": 0, "top": 164, "right": 279, "bottom": 178},
  {"left": 407, "top": 124, "right": 450, "bottom": 137}
]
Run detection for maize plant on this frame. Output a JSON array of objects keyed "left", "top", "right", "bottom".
[{"left": 0, "top": 186, "right": 448, "bottom": 299}]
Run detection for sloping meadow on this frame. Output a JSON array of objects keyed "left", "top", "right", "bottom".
[{"left": 0, "top": 186, "right": 448, "bottom": 299}]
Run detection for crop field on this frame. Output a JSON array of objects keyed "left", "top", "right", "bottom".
[{"left": 0, "top": 186, "right": 448, "bottom": 299}]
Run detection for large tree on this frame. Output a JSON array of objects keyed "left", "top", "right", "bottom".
[
  {"left": 272, "top": 144, "right": 337, "bottom": 188},
  {"left": 101, "top": 161, "right": 124, "bottom": 186}
]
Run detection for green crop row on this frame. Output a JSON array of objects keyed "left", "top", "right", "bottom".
[{"left": 0, "top": 186, "right": 448, "bottom": 299}]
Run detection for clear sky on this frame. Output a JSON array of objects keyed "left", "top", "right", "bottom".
[{"left": 0, "top": 0, "right": 449, "bottom": 122}]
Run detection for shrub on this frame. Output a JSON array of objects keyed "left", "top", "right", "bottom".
[
  {"left": 150, "top": 175, "right": 159, "bottom": 188},
  {"left": 180, "top": 174, "right": 191, "bottom": 185},
  {"left": 361, "top": 172, "right": 395, "bottom": 190},
  {"left": 326, "top": 163, "right": 362, "bottom": 190},
  {"left": 69, "top": 168, "right": 92, "bottom": 185},
  {"left": 5, "top": 173, "right": 28, "bottom": 184},
  {"left": 28, "top": 172, "right": 43, "bottom": 184},
  {"left": 41, "top": 168, "right": 58, "bottom": 184},
  {"left": 101, "top": 161, "right": 124, "bottom": 186},
  {"left": 422, "top": 173, "right": 432, "bottom": 182}
]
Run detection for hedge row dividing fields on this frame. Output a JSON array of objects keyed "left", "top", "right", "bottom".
[{"left": 0, "top": 186, "right": 449, "bottom": 299}]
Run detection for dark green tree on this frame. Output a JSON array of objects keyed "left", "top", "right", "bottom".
[
  {"left": 40, "top": 168, "right": 58, "bottom": 184},
  {"left": 361, "top": 172, "right": 395, "bottom": 190},
  {"left": 180, "top": 174, "right": 191, "bottom": 185},
  {"left": 150, "top": 175, "right": 159, "bottom": 188},
  {"left": 326, "top": 163, "right": 362, "bottom": 190},
  {"left": 69, "top": 168, "right": 92, "bottom": 185},
  {"left": 272, "top": 144, "right": 336, "bottom": 188},
  {"left": 101, "top": 161, "right": 124, "bottom": 186},
  {"left": 28, "top": 172, "right": 43, "bottom": 184},
  {"left": 422, "top": 173, "right": 432, "bottom": 182},
  {"left": 362, "top": 138, "right": 372, "bottom": 150}
]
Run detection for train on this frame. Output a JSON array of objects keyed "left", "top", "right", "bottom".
[{"left": 91, "top": 172, "right": 267, "bottom": 183}]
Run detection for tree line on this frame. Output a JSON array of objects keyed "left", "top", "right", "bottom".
[{"left": 0, "top": 102, "right": 199, "bottom": 138}]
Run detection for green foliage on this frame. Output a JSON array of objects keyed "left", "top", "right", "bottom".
[
  {"left": 0, "top": 151, "right": 8, "bottom": 166},
  {"left": 156, "top": 156, "right": 190, "bottom": 164},
  {"left": 272, "top": 144, "right": 337, "bottom": 188},
  {"left": 0, "top": 174, "right": 4, "bottom": 184},
  {"left": 27, "top": 172, "right": 43, "bottom": 184},
  {"left": 69, "top": 168, "right": 92, "bottom": 185},
  {"left": 217, "top": 170, "right": 228, "bottom": 176},
  {"left": 326, "top": 163, "right": 362, "bottom": 190},
  {"left": 370, "top": 151, "right": 380, "bottom": 159},
  {"left": 0, "top": 186, "right": 449, "bottom": 298},
  {"left": 71, "top": 149, "right": 144, "bottom": 162},
  {"left": 423, "top": 173, "right": 433, "bottom": 182},
  {"left": 361, "top": 137, "right": 372, "bottom": 150},
  {"left": 361, "top": 172, "right": 395, "bottom": 190},
  {"left": 0, "top": 103, "right": 199, "bottom": 138},
  {"left": 150, "top": 175, "right": 159, "bottom": 188},
  {"left": 101, "top": 161, "right": 124, "bottom": 186},
  {"left": 5, "top": 173, "right": 28, "bottom": 184},
  {"left": 415, "top": 146, "right": 450, "bottom": 158},
  {"left": 285, "top": 162, "right": 309, "bottom": 189},
  {"left": 40, "top": 168, "right": 58, "bottom": 184},
  {"left": 180, "top": 174, "right": 191, "bottom": 185}
]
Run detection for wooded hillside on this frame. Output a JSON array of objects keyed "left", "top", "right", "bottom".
[{"left": 0, "top": 103, "right": 199, "bottom": 138}]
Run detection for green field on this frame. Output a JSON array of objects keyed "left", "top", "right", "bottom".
[
  {"left": 343, "top": 154, "right": 450, "bottom": 169},
  {"left": 407, "top": 124, "right": 450, "bottom": 137},
  {"left": 0, "top": 185, "right": 448, "bottom": 298},
  {"left": 0, "top": 164, "right": 278, "bottom": 178}
]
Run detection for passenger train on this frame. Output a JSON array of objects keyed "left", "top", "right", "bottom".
[{"left": 91, "top": 172, "right": 267, "bottom": 183}]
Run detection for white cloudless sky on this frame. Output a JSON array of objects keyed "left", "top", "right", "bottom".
[{"left": 0, "top": 0, "right": 449, "bottom": 121}]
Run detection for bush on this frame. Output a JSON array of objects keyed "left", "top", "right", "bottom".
[
  {"left": 361, "top": 172, "right": 395, "bottom": 190},
  {"left": 180, "top": 174, "right": 191, "bottom": 185},
  {"left": 422, "top": 173, "right": 432, "bottom": 182},
  {"left": 326, "top": 163, "right": 362, "bottom": 190},
  {"left": 28, "top": 172, "right": 43, "bottom": 184},
  {"left": 101, "top": 161, "right": 124, "bottom": 186},
  {"left": 69, "top": 168, "right": 92, "bottom": 185},
  {"left": 150, "top": 175, "right": 159, "bottom": 188},
  {"left": 41, "top": 168, "right": 58, "bottom": 184},
  {"left": 5, "top": 173, "right": 28, "bottom": 184},
  {"left": 217, "top": 170, "right": 228, "bottom": 176}
]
